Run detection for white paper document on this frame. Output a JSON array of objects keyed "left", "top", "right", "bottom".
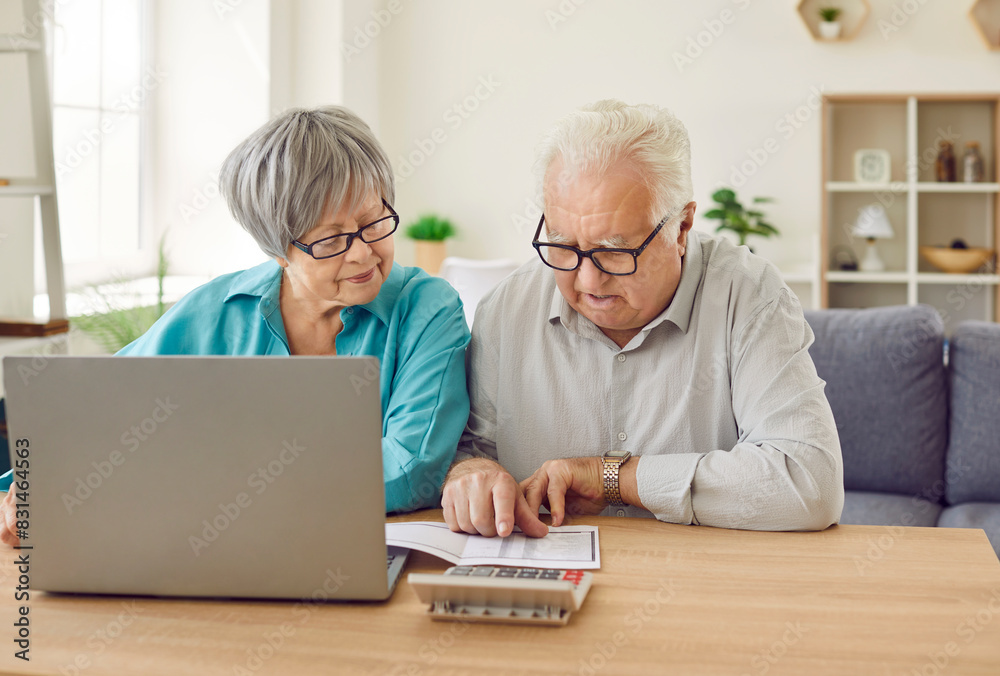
[{"left": 385, "top": 521, "right": 600, "bottom": 569}]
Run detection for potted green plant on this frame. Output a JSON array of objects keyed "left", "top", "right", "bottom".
[
  {"left": 818, "top": 6, "right": 842, "bottom": 39},
  {"left": 72, "top": 234, "right": 171, "bottom": 353},
  {"left": 704, "top": 188, "right": 778, "bottom": 251},
  {"left": 405, "top": 214, "right": 456, "bottom": 275}
]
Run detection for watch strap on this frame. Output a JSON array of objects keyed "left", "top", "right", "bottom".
[{"left": 602, "top": 452, "right": 630, "bottom": 507}]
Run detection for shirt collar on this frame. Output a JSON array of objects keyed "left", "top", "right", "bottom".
[
  {"left": 546, "top": 229, "right": 705, "bottom": 336},
  {"left": 658, "top": 229, "right": 703, "bottom": 334},
  {"left": 222, "top": 260, "right": 404, "bottom": 327},
  {"left": 224, "top": 260, "right": 283, "bottom": 304}
]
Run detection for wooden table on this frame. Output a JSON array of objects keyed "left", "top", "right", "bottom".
[{"left": 1, "top": 510, "right": 999, "bottom": 675}]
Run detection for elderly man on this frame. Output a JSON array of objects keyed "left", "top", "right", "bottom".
[{"left": 442, "top": 100, "right": 843, "bottom": 538}]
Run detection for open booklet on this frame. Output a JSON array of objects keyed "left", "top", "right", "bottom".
[{"left": 385, "top": 521, "right": 600, "bottom": 569}]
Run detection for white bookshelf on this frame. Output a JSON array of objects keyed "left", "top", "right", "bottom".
[
  {"left": 820, "top": 94, "right": 1000, "bottom": 332},
  {"left": 0, "top": 2, "right": 68, "bottom": 344},
  {"left": 0, "top": 184, "right": 53, "bottom": 196}
]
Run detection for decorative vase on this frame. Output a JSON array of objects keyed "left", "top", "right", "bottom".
[
  {"left": 818, "top": 21, "right": 841, "bottom": 39},
  {"left": 935, "top": 141, "right": 956, "bottom": 182},
  {"left": 414, "top": 241, "right": 447, "bottom": 275},
  {"left": 963, "top": 142, "right": 985, "bottom": 183}
]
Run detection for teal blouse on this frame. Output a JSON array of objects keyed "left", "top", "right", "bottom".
[{"left": 1, "top": 261, "right": 471, "bottom": 512}]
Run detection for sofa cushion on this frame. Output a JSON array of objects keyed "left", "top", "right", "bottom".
[
  {"left": 947, "top": 321, "right": 1000, "bottom": 504},
  {"left": 804, "top": 305, "right": 948, "bottom": 497},
  {"left": 937, "top": 503, "right": 1000, "bottom": 559},
  {"left": 841, "top": 490, "right": 942, "bottom": 528}
]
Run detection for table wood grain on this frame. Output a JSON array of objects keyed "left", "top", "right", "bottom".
[{"left": 1, "top": 510, "right": 998, "bottom": 675}]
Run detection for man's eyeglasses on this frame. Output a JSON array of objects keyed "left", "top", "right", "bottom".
[
  {"left": 531, "top": 210, "right": 675, "bottom": 276},
  {"left": 292, "top": 199, "right": 399, "bottom": 260}
]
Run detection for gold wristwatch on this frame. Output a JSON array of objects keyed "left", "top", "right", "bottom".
[{"left": 601, "top": 450, "right": 632, "bottom": 507}]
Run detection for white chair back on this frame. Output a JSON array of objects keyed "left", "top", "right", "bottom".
[{"left": 438, "top": 257, "right": 520, "bottom": 327}]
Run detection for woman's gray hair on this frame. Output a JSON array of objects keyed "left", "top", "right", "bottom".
[
  {"left": 220, "top": 106, "right": 395, "bottom": 259},
  {"left": 535, "top": 99, "right": 693, "bottom": 237}
]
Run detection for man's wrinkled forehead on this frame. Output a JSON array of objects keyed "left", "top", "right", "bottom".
[{"left": 543, "top": 155, "right": 647, "bottom": 199}]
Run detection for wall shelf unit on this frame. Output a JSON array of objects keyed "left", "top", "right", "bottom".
[
  {"left": 796, "top": 0, "right": 870, "bottom": 42},
  {"left": 820, "top": 93, "right": 1000, "bottom": 333},
  {"left": 970, "top": 0, "right": 1000, "bottom": 51}
]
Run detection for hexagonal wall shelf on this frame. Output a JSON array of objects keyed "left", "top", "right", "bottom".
[
  {"left": 797, "top": 0, "right": 870, "bottom": 42},
  {"left": 970, "top": 0, "right": 1000, "bottom": 50}
]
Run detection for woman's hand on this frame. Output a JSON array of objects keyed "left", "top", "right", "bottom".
[{"left": 0, "top": 491, "right": 19, "bottom": 547}]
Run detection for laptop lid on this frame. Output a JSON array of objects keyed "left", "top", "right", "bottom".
[{"left": 3, "top": 355, "right": 397, "bottom": 601}]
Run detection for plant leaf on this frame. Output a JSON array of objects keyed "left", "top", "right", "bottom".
[{"left": 711, "top": 188, "right": 736, "bottom": 204}]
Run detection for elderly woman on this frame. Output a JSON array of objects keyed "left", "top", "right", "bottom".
[{"left": 0, "top": 106, "right": 470, "bottom": 545}]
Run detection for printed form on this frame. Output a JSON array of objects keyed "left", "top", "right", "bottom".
[{"left": 386, "top": 521, "right": 600, "bottom": 569}]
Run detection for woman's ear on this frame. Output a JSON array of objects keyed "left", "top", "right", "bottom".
[{"left": 274, "top": 256, "right": 289, "bottom": 269}]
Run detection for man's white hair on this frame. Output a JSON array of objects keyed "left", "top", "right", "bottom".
[{"left": 535, "top": 99, "right": 693, "bottom": 237}]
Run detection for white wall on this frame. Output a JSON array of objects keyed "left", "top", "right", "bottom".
[
  {"left": 151, "top": 0, "right": 273, "bottom": 277},
  {"left": 152, "top": 0, "right": 350, "bottom": 277},
  {"left": 348, "top": 0, "right": 1000, "bottom": 272},
  {"left": 149, "top": 1, "right": 1000, "bottom": 279}
]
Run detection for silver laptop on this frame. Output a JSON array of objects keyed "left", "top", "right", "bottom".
[{"left": 3, "top": 355, "right": 408, "bottom": 601}]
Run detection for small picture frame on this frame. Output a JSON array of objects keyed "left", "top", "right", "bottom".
[{"left": 854, "top": 149, "right": 891, "bottom": 184}]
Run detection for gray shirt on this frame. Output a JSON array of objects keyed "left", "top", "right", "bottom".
[{"left": 457, "top": 230, "right": 844, "bottom": 531}]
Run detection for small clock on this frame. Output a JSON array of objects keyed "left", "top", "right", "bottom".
[{"left": 854, "top": 149, "right": 891, "bottom": 184}]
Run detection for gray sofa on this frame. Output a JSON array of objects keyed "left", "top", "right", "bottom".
[{"left": 804, "top": 304, "right": 1000, "bottom": 558}]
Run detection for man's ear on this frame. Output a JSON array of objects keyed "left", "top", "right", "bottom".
[{"left": 676, "top": 201, "right": 696, "bottom": 256}]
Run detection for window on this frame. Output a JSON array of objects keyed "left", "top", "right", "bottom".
[{"left": 47, "top": 0, "right": 150, "bottom": 287}]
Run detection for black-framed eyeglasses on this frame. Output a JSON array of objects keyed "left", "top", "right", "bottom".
[
  {"left": 531, "top": 210, "right": 673, "bottom": 276},
  {"left": 292, "top": 199, "right": 399, "bottom": 260}
]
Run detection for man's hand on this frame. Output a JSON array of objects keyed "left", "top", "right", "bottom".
[
  {"left": 441, "top": 458, "right": 548, "bottom": 538},
  {"left": 0, "top": 491, "right": 18, "bottom": 547},
  {"left": 520, "top": 457, "right": 607, "bottom": 527}
]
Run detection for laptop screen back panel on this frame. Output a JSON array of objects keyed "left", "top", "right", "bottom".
[{"left": 4, "top": 356, "right": 392, "bottom": 601}]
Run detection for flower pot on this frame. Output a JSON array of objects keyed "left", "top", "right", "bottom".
[
  {"left": 414, "top": 241, "right": 447, "bottom": 275},
  {"left": 818, "top": 21, "right": 841, "bottom": 39}
]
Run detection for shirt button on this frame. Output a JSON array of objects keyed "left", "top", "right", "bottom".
[
  {"left": 616, "top": 509, "right": 627, "bottom": 517},
  {"left": 347, "top": 308, "right": 354, "bottom": 314},
  {"left": 617, "top": 432, "right": 627, "bottom": 441},
  {"left": 617, "top": 354, "right": 626, "bottom": 362}
]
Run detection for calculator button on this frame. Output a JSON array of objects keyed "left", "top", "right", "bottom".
[
  {"left": 449, "top": 567, "right": 474, "bottom": 576},
  {"left": 470, "top": 567, "right": 495, "bottom": 576},
  {"left": 495, "top": 568, "right": 518, "bottom": 577},
  {"left": 540, "top": 570, "right": 561, "bottom": 579},
  {"left": 516, "top": 570, "right": 541, "bottom": 578},
  {"left": 518, "top": 568, "right": 540, "bottom": 574}
]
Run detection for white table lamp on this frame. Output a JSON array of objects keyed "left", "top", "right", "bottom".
[{"left": 851, "top": 204, "right": 894, "bottom": 272}]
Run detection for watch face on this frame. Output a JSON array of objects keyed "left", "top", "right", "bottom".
[{"left": 604, "top": 450, "right": 630, "bottom": 459}]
